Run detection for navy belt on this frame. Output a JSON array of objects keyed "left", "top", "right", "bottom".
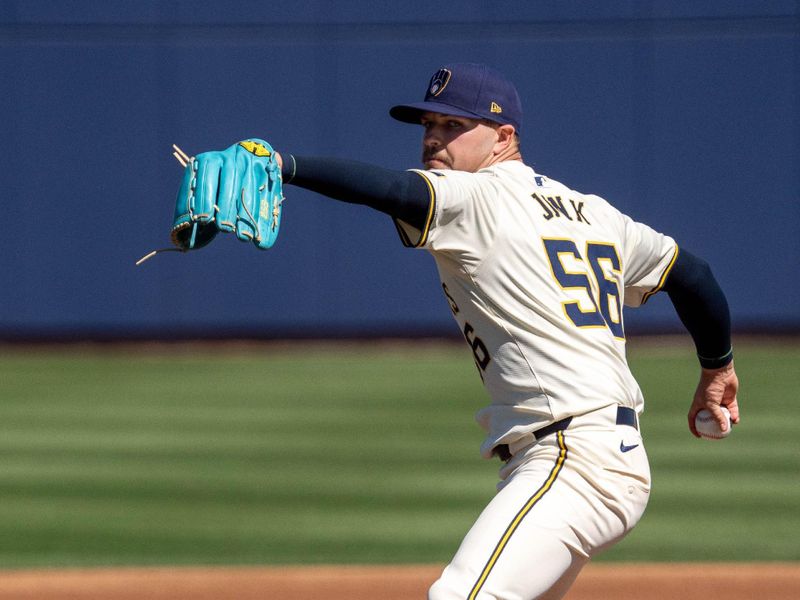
[
  {"left": 615, "top": 405, "right": 638, "bottom": 429},
  {"left": 493, "top": 406, "right": 638, "bottom": 462}
]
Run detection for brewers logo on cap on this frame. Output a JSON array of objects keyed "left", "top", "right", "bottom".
[{"left": 428, "top": 68, "right": 452, "bottom": 97}]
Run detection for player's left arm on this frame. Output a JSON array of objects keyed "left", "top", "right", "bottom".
[
  {"left": 660, "top": 248, "right": 740, "bottom": 437},
  {"left": 278, "top": 153, "right": 432, "bottom": 230}
]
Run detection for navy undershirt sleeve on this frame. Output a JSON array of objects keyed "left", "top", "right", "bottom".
[
  {"left": 661, "top": 249, "right": 733, "bottom": 369},
  {"left": 281, "top": 155, "right": 431, "bottom": 230}
]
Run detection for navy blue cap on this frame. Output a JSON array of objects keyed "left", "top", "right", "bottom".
[{"left": 390, "top": 63, "right": 522, "bottom": 132}]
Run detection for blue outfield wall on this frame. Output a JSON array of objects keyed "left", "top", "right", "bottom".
[{"left": 0, "top": 1, "right": 798, "bottom": 339}]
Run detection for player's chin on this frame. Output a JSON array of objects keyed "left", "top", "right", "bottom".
[{"left": 424, "top": 158, "right": 451, "bottom": 170}]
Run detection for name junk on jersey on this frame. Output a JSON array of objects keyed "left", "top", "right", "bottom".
[{"left": 532, "top": 193, "right": 591, "bottom": 225}]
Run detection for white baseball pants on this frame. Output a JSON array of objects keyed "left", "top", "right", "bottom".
[{"left": 429, "top": 405, "right": 650, "bottom": 600}]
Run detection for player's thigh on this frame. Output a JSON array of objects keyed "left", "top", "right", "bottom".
[
  {"left": 429, "top": 444, "right": 586, "bottom": 600},
  {"left": 429, "top": 539, "right": 586, "bottom": 600}
]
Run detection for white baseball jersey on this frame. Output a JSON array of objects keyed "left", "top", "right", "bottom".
[{"left": 394, "top": 160, "right": 678, "bottom": 458}]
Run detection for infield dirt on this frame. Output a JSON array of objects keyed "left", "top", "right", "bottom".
[{"left": 0, "top": 563, "right": 796, "bottom": 599}]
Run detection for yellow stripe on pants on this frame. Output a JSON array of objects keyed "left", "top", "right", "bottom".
[{"left": 468, "top": 431, "right": 569, "bottom": 600}]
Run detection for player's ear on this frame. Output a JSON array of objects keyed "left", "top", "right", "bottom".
[{"left": 494, "top": 124, "right": 516, "bottom": 151}]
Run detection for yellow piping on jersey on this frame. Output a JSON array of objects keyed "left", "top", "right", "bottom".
[
  {"left": 467, "top": 431, "right": 569, "bottom": 600},
  {"left": 414, "top": 171, "right": 437, "bottom": 247},
  {"left": 641, "top": 244, "right": 680, "bottom": 304},
  {"left": 392, "top": 171, "right": 436, "bottom": 248}
]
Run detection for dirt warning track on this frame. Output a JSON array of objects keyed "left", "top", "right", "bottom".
[{"left": 0, "top": 563, "right": 796, "bottom": 599}]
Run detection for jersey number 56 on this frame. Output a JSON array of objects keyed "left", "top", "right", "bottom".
[{"left": 542, "top": 238, "right": 624, "bottom": 339}]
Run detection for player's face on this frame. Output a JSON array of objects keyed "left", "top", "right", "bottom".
[{"left": 420, "top": 112, "right": 501, "bottom": 172}]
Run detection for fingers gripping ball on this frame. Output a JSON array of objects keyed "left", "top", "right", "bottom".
[
  {"left": 695, "top": 407, "right": 732, "bottom": 440},
  {"left": 171, "top": 139, "right": 284, "bottom": 250}
]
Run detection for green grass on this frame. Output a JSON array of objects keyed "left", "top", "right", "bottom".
[
  {"left": 0, "top": 338, "right": 796, "bottom": 567},
  {"left": 617, "top": 337, "right": 800, "bottom": 562}
]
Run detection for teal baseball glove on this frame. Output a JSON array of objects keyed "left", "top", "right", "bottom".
[{"left": 171, "top": 139, "right": 284, "bottom": 251}]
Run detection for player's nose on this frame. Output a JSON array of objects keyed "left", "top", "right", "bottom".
[{"left": 423, "top": 129, "right": 441, "bottom": 148}]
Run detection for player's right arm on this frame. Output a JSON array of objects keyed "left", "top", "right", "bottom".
[{"left": 660, "top": 249, "right": 740, "bottom": 437}]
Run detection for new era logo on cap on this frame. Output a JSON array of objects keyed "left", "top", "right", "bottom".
[{"left": 390, "top": 62, "right": 522, "bottom": 132}]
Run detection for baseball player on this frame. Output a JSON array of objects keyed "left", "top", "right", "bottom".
[{"left": 170, "top": 63, "right": 740, "bottom": 599}]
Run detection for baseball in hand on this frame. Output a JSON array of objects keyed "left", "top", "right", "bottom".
[{"left": 695, "top": 407, "right": 732, "bottom": 440}]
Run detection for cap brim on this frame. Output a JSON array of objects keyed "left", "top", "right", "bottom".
[{"left": 389, "top": 102, "right": 486, "bottom": 125}]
